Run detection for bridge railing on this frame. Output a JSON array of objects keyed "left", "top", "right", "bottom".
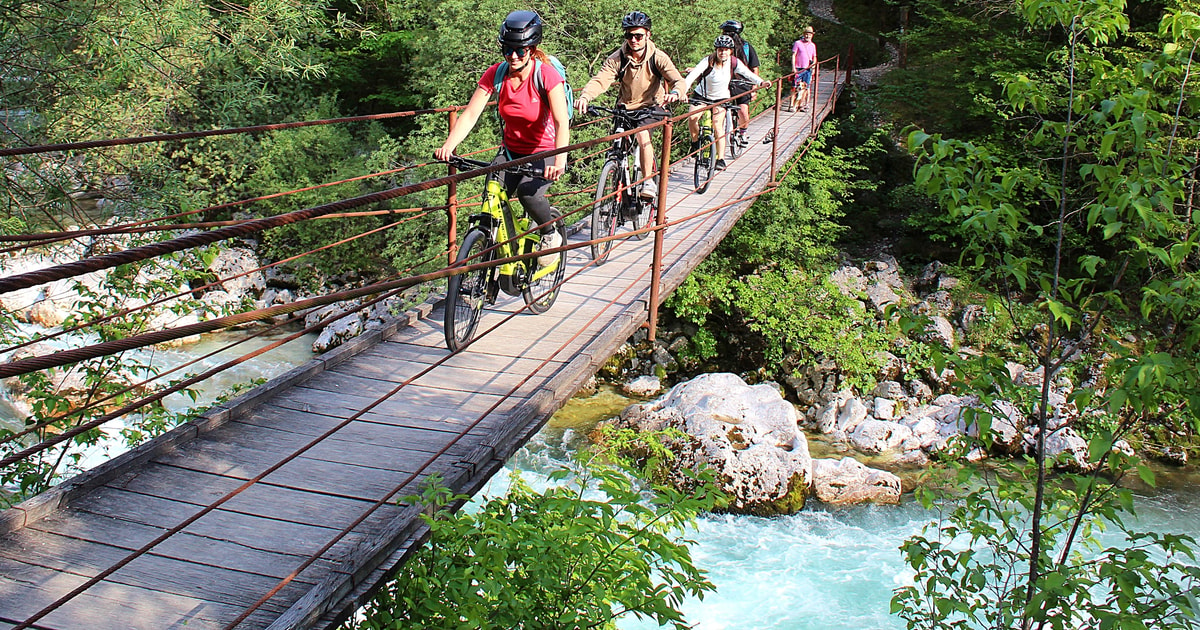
[{"left": 0, "top": 51, "right": 851, "bottom": 628}]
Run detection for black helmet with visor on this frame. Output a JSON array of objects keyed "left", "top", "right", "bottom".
[{"left": 498, "top": 10, "right": 544, "bottom": 49}]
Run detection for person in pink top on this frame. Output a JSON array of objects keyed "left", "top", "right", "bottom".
[
  {"left": 790, "top": 26, "right": 817, "bottom": 112},
  {"left": 436, "top": 10, "right": 571, "bottom": 255}
]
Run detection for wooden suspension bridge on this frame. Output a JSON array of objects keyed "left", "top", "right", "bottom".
[{"left": 0, "top": 66, "right": 847, "bottom": 629}]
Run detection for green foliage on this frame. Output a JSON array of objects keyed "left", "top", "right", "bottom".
[
  {"left": 893, "top": 0, "right": 1200, "bottom": 627},
  {"left": 665, "top": 120, "right": 898, "bottom": 387},
  {"left": 352, "top": 456, "right": 722, "bottom": 630},
  {"left": 895, "top": 457, "right": 1200, "bottom": 630}
]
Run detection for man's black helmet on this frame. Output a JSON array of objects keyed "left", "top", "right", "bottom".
[
  {"left": 720, "top": 19, "right": 743, "bottom": 34},
  {"left": 498, "top": 10, "right": 544, "bottom": 48},
  {"left": 621, "top": 11, "right": 652, "bottom": 30}
]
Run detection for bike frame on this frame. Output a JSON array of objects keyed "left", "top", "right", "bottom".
[{"left": 471, "top": 177, "right": 557, "bottom": 284}]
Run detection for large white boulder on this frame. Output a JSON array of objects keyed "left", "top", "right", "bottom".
[
  {"left": 811, "top": 457, "right": 902, "bottom": 505},
  {"left": 619, "top": 373, "right": 811, "bottom": 514}
]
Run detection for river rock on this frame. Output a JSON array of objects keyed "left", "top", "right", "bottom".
[
  {"left": 623, "top": 375, "right": 662, "bottom": 397},
  {"left": 923, "top": 315, "right": 956, "bottom": 348},
  {"left": 1031, "top": 426, "right": 1094, "bottom": 472},
  {"left": 850, "top": 419, "right": 913, "bottom": 454},
  {"left": 312, "top": 310, "right": 367, "bottom": 353},
  {"left": 988, "top": 400, "right": 1027, "bottom": 454},
  {"left": 207, "top": 246, "right": 266, "bottom": 300},
  {"left": 1155, "top": 446, "right": 1188, "bottom": 466},
  {"left": 864, "top": 281, "right": 901, "bottom": 317},
  {"left": 619, "top": 373, "right": 812, "bottom": 515},
  {"left": 829, "top": 265, "right": 866, "bottom": 296},
  {"left": 810, "top": 457, "right": 902, "bottom": 505}
]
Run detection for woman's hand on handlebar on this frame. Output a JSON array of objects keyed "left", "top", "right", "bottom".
[
  {"left": 434, "top": 145, "right": 455, "bottom": 162},
  {"left": 543, "top": 158, "right": 566, "bottom": 181}
]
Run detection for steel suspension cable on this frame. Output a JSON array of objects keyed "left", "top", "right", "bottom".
[{"left": 0, "top": 211, "right": 435, "bottom": 357}]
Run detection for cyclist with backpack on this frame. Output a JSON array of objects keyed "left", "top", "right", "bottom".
[
  {"left": 720, "top": 20, "right": 761, "bottom": 148},
  {"left": 435, "top": 10, "right": 570, "bottom": 261},
  {"left": 575, "top": 11, "right": 685, "bottom": 200},
  {"left": 680, "top": 35, "right": 768, "bottom": 170}
]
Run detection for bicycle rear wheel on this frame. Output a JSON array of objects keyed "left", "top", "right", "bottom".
[
  {"left": 629, "top": 163, "right": 653, "bottom": 240},
  {"left": 727, "top": 109, "right": 746, "bottom": 159},
  {"left": 444, "top": 228, "right": 494, "bottom": 351},
  {"left": 694, "top": 133, "right": 715, "bottom": 194},
  {"left": 591, "top": 160, "right": 622, "bottom": 263},
  {"left": 523, "top": 220, "right": 567, "bottom": 313}
]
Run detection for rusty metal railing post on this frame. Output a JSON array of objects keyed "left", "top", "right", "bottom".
[
  {"left": 770, "top": 78, "right": 782, "bottom": 184},
  {"left": 811, "top": 64, "right": 819, "bottom": 129},
  {"left": 647, "top": 119, "right": 673, "bottom": 342},
  {"left": 446, "top": 110, "right": 459, "bottom": 265}
]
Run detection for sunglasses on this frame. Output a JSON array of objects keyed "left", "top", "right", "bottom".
[
  {"left": 501, "top": 45, "right": 531, "bottom": 58},
  {"left": 623, "top": 31, "right": 646, "bottom": 41}
]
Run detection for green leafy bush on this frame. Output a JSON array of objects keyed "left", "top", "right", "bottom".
[{"left": 352, "top": 455, "right": 722, "bottom": 630}]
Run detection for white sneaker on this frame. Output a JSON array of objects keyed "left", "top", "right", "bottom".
[
  {"left": 538, "top": 231, "right": 562, "bottom": 266},
  {"left": 639, "top": 178, "right": 658, "bottom": 200}
]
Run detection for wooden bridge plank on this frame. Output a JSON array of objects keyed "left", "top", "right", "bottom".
[
  {"left": 106, "top": 462, "right": 408, "bottom": 532},
  {"left": 0, "top": 565, "right": 240, "bottom": 630}
]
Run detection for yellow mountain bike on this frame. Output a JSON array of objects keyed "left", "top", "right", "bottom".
[{"left": 441, "top": 156, "right": 567, "bottom": 352}]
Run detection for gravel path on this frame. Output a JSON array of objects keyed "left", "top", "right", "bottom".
[{"left": 805, "top": 0, "right": 898, "bottom": 87}]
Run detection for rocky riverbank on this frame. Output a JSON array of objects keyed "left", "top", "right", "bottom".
[{"left": 590, "top": 255, "right": 1192, "bottom": 513}]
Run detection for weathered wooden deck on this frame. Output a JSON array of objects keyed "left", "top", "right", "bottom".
[{"left": 0, "top": 73, "right": 844, "bottom": 630}]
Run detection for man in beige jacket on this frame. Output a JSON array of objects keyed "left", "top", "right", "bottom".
[{"left": 576, "top": 11, "right": 685, "bottom": 199}]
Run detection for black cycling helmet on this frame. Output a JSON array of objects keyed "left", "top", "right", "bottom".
[
  {"left": 714, "top": 34, "right": 736, "bottom": 49},
  {"left": 498, "top": 10, "right": 544, "bottom": 48},
  {"left": 621, "top": 11, "right": 652, "bottom": 30},
  {"left": 720, "top": 19, "right": 743, "bottom": 34}
]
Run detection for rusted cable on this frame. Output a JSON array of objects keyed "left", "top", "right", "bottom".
[
  {"left": 0, "top": 122, "right": 673, "bottom": 296},
  {"left": 0, "top": 107, "right": 471, "bottom": 157},
  {"left": 1, "top": 212, "right": 433, "bottom": 357}
]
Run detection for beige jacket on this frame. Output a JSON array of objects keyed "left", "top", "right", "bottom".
[{"left": 579, "top": 40, "right": 685, "bottom": 110}]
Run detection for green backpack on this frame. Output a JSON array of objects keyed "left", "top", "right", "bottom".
[{"left": 493, "top": 56, "right": 575, "bottom": 121}]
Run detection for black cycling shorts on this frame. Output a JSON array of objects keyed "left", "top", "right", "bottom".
[
  {"left": 626, "top": 105, "right": 669, "bottom": 127},
  {"left": 729, "top": 81, "right": 752, "bottom": 106}
]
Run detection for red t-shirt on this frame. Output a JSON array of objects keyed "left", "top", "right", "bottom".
[{"left": 479, "top": 61, "right": 563, "bottom": 155}]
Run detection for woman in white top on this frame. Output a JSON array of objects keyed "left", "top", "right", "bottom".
[{"left": 680, "top": 34, "right": 767, "bottom": 169}]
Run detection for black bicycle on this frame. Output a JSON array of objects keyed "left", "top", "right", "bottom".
[
  {"left": 585, "top": 105, "right": 659, "bottom": 264},
  {"left": 439, "top": 155, "right": 567, "bottom": 352},
  {"left": 692, "top": 98, "right": 741, "bottom": 194}
]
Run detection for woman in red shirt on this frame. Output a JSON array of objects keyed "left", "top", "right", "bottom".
[{"left": 435, "top": 10, "right": 570, "bottom": 255}]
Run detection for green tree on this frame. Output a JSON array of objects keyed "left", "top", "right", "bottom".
[
  {"left": 351, "top": 453, "right": 722, "bottom": 629},
  {"left": 893, "top": 0, "right": 1200, "bottom": 626}
]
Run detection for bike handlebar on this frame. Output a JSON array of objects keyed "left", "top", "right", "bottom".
[{"left": 438, "top": 155, "right": 548, "bottom": 178}]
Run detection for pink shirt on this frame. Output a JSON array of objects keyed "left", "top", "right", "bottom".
[
  {"left": 792, "top": 40, "right": 816, "bottom": 70},
  {"left": 479, "top": 61, "right": 563, "bottom": 155}
]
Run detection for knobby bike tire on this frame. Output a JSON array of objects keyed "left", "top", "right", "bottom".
[
  {"left": 727, "top": 108, "right": 746, "bottom": 159},
  {"left": 444, "top": 228, "right": 494, "bottom": 351},
  {"left": 630, "top": 162, "right": 653, "bottom": 240},
  {"left": 591, "top": 160, "right": 623, "bottom": 263},
  {"left": 523, "top": 220, "right": 567, "bottom": 313},
  {"left": 694, "top": 133, "right": 715, "bottom": 194}
]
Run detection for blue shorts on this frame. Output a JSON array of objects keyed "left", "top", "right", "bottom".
[{"left": 793, "top": 69, "right": 812, "bottom": 87}]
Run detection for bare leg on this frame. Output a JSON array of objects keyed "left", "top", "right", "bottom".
[{"left": 714, "top": 109, "right": 727, "bottom": 161}]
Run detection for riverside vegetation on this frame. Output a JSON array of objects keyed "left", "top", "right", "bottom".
[{"left": 3, "top": 0, "right": 1200, "bottom": 627}]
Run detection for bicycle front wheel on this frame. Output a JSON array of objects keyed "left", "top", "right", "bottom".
[
  {"left": 444, "top": 228, "right": 494, "bottom": 352},
  {"left": 523, "top": 220, "right": 567, "bottom": 314},
  {"left": 694, "top": 133, "right": 715, "bottom": 194},
  {"left": 591, "top": 160, "right": 623, "bottom": 263}
]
